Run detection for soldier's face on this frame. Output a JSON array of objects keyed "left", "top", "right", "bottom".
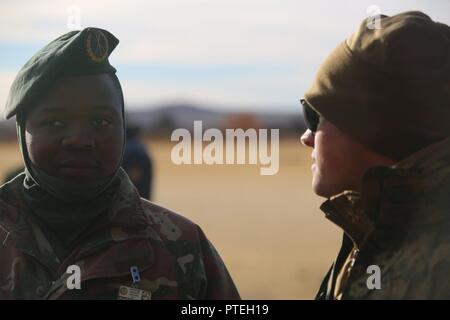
[
  {"left": 301, "top": 119, "right": 395, "bottom": 198},
  {"left": 24, "top": 74, "right": 124, "bottom": 182}
]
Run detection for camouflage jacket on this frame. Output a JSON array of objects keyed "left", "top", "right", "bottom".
[
  {"left": 0, "top": 171, "right": 240, "bottom": 300},
  {"left": 316, "top": 137, "right": 450, "bottom": 300}
]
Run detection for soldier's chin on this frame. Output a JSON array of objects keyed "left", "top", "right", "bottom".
[
  {"left": 312, "top": 175, "right": 334, "bottom": 199},
  {"left": 57, "top": 167, "right": 98, "bottom": 182}
]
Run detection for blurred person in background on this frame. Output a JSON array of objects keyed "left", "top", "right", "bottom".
[
  {"left": 122, "top": 123, "right": 153, "bottom": 200},
  {"left": 301, "top": 11, "right": 450, "bottom": 299}
]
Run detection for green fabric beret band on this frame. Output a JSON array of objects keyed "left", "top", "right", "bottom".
[{"left": 5, "top": 27, "right": 119, "bottom": 120}]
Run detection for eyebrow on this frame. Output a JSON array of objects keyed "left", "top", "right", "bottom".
[
  {"left": 37, "top": 105, "right": 119, "bottom": 115},
  {"left": 89, "top": 105, "right": 119, "bottom": 113},
  {"left": 37, "top": 106, "right": 65, "bottom": 114}
]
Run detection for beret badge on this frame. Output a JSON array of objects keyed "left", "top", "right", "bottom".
[{"left": 85, "top": 29, "right": 109, "bottom": 63}]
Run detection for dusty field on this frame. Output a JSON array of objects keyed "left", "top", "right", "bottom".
[{"left": 0, "top": 138, "right": 341, "bottom": 299}]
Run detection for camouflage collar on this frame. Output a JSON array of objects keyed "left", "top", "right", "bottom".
[
  {"left": 394, "top": 136, "right": 450, "bottom": 176},
  {"left": 0, "top": 168, "right": 153, "bottom": 273},
  {"left": 320, "top": 191, "right": 374, "bottom": 248},
  {"left": 320, "top": 137, "right": 450, "bottom": 248},
  {"left": 105, "top": 168, "right": 149, "bottom": 229}
]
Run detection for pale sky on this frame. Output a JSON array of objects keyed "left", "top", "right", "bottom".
[{"left": 0, "top": 0, "right": 449, "bottom": 113}]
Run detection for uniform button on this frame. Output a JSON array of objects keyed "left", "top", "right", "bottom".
[{"left": 36, "top": 285, "right": 46, "bottom": 297}]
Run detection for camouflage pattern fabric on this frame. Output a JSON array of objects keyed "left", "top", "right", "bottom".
[
  {"left": 316, "top": 137, "right": 450, "bottom": 300},
  {"left": 0, "top": 169, "right": 240, "bottom": 300}
]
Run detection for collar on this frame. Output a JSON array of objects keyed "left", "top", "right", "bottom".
[
  {"left": 320, "top": 191, "right": 373, "bottom": 248},
  {"left": 320, "top": 137, "right": 450, "bottom": 248},
  {"left": 1, "top": 169, "right": 153, "bottom": 273}
]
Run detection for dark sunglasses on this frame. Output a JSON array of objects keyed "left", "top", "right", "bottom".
[{"left": 300, "top": 99, "right": 321, "bottom": 133}]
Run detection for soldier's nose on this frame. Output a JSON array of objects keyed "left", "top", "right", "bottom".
[
  {"left": 301, "top": 129, "right": 315, "bottom": 148},
  {"left": 62, "top": 132, "right": 95, "bottom": 150}
]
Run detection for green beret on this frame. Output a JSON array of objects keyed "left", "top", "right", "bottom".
[
  {"left": 5, "top": 27, "right": 119, "bottom": 119},
  {"left": 304, "top": 11, "right": 450, "bottom": 160}
]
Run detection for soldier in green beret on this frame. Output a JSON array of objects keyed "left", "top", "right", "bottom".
[
  {"left": 301, "top": 11, "right": 450, "bottom": 299},
  {"left": 0, "top": 27, "right": 240, "bottom": 300}
]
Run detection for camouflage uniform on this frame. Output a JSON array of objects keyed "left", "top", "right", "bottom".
[
  {"left": 0, "top": 169, "right": 240, "bottom": 299},
  {"left": 316, "top": 137, "right": 450, "bottom": 299},
  {"left": 123, "top": 134, "right": 153, "bottom": 200}
]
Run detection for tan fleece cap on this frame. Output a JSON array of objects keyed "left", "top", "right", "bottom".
[{"left": 304, "top": 11, "right": 450, "bottom": 160}]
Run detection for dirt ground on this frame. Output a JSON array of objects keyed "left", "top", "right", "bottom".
[{"left": 0, "top": 137, "right": 342, "bottom": 299}]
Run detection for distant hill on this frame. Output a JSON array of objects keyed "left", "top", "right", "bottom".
[
  {"left": 126, "top": 103, "right": 305, "bottom": 134},
  {"left": 0, "top": 104, "right": 306, "bottom": 140}
]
